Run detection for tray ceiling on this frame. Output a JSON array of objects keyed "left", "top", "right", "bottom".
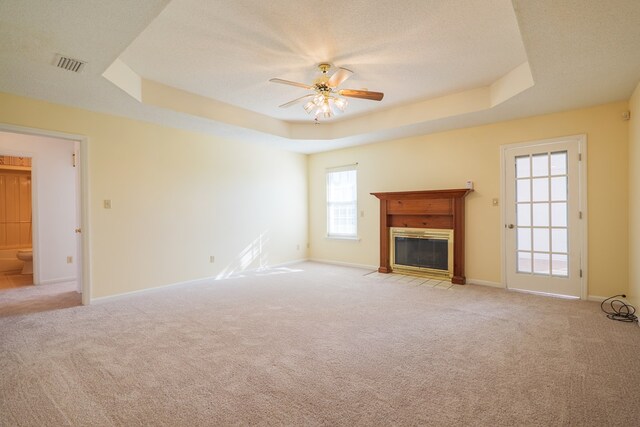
[{"left": 1, "top": 0, "right": 639, "bottom": 153}]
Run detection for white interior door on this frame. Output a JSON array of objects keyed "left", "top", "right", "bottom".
[{"left": 504, "top": 137, "right": 585, "bottom": 298}]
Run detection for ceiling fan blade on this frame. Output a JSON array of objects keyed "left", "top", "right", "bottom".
[
  {"left": 327, "top": 67, "right": 353, "bottom": 88},
  {"left": 278, "top": 94, "right": 314, "bottom": 108},
  {"left": 269, "top": 78, "right": 313, "bottom": 90},
  {"left": 338, "top": 89, "right": 384, "bottom": 101}
]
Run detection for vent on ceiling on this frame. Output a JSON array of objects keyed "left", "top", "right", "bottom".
[{"left": 52, "top": 54, "right": 87, "bottom": 73}]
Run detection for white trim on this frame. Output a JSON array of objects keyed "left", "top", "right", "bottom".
[
  {"left": 509, "top": 287, "right": 580, "bottom": 300},
  {"left": 38, "top": 277, "right": 77, "bottom": 285},
  {"left": 586, "top": 295, "right": 633, "bottom": 303},
  {"left": 79, "top": 130, "right": 92, "bottom": 305},
  {"left": 326, "top": 166, "right": 358, "bottom": 239},
  {"left": 309, "top": 258, "right": 378, "bottom": 271},
  {"left": 74, "top": 139, "right": 81, "bottom": 293},
  {"left": 91, "top": 278, "right": 195, "bottom": 304},
  {"left": 325, "top": 163, "right": 358, "bottom": 173},
  {"left": 577, "top": 136, "right": 588, "bottom": 300},
  {"left": 90, "top": 276, "right": 216, "bottom": 304},
  {"left": 0, "top": 123, "right": 91, "bottom": 305},
  {"left": 271, "top": 258, "right": 309, "bottom": 267},
  {"left": 500, "top": 144, "right": 507, "bottom": 295},
  {"left": 500, "top": 134, "right": 588, "bottom": 300},
  {"left": 467, "top": 278, "right": 504, "bottom": 288},
  {"left": 324, "top": 236, "right": 361, "bottom": 241},
  {"left": 91, "top": 258, "right": 310, "bottom": 304},
  {"left": 587, "top": 295, "right": 611, "bottom": 303}
]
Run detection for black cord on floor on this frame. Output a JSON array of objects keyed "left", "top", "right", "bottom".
[{"left": 600, "top": 294, "right": 638, "bottom": 323}]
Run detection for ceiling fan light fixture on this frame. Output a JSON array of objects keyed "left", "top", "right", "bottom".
[
  {"left": 303, "top": 96, "right": 347, "bottom": 119},
  {"left": 270, "top": 63, "right": 383, "bottom": 121},
  {"left": 313, "top": 94, "right": 324, "bottom": 106},
  {"left": 304, "top": 101, "right": 316, "bottom": 114},
  {"left": 333, "top": 96, "right": 348, "bottom": 112}
]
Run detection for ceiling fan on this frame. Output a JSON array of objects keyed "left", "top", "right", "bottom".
[{"left": 269, "top": 63, "right": 384, "bottom": 120}]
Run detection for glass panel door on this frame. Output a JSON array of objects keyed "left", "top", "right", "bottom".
[
  {"left": 504, "top": 138, "right": 583, "bottom": 298},
  {"left": 515, "top": 151, "right": 568, "bottom": 277}
]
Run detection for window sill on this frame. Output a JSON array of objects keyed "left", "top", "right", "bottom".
[{"left": 325, "top": 235, "right": 361, "bottom": 242}]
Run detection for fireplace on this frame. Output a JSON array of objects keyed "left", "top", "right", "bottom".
[
  {"left": 391, "top": 228, "right": 453, "bottom": 279},
  {"left": 371, "top": 189, "right": 471, "bottom": 284}
]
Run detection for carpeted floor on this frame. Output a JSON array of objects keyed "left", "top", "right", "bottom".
[
  {"left": 1, "top": 262, "right": 639, "bottom": 426},
  {"left": 0, "top": 281, "right": 81, "bottom": 318}
]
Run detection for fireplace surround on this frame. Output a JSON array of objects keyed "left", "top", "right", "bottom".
[{"left": 371, "top": 189, "right": 472, "bottom": 284}]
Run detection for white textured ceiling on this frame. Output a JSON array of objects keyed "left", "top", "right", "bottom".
[
  {"left": 120, "top": 0, "right": 527, "bottom": 121},
  {"left": 0, "top": 1, "right": 639, "bottom": 153}
]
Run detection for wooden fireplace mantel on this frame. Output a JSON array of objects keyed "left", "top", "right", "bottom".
[{"left": 371, "top": 189, "right": 472, "bottom": 284}]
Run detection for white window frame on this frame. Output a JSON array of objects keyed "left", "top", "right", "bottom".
[{"left": 326, "top": 164, "right": 358, "bottom": 239}]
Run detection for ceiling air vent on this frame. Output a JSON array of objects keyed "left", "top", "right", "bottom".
[{"left": 52, "top": 54, "right": 87, "bottom": 73}]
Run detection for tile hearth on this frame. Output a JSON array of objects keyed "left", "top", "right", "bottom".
[{"left": 364, "top": 271, "right": 454, "bottom": 289}]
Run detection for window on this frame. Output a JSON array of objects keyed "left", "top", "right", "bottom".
[{"left": 326, "top": 165, "right": 357, "bottom": 238}]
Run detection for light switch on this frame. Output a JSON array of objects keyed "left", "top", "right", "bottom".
[{"left": 104, "top": 199, "right": 111, "bottom": 209}]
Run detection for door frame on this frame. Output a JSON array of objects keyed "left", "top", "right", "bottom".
[
  {"left": 500, "top": 134, "right": 588, "bottom": 299},
  {"left": 0, "top": 123, "right": 91, "bottom": 305}
]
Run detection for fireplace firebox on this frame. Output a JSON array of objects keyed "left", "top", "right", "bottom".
[{"left": 391, "top": 228, "right": 453, "bottom": 279}]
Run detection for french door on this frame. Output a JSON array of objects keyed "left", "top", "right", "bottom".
[{"left": 503, "top": 136, "right": 585, "bottom": 298}]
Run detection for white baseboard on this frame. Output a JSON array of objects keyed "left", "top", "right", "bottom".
[
  {"left": 273, "top": 258, "right": 309, "bottom": 267},
  {"left": 467, "top": 278, "right": 504, "bottom": 288},
  {"left": 587, "top": 294, "right": 630, "bottom": 303},
  {"left": 309, "top": 258, "right": 378, "bottom": 271},
  {"left": 90, "top": 275, "right": 217, "bottom": 304},
  {"left": 90, "top": 259, "right": 311, "bottom": 305},
  {"left": 508, "top": 287, "right": 580, "bottom": 300},
  {"left": 38, "top": 276, "right": 77, "bottom": 285},
  {"left": 472, "top": 279, "right": 602, "bottom": 301}
]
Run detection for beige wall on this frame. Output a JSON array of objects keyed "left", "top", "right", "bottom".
[
  {"left": 629, "top": 83, "right": 640, "bottom": 307},
  {"left": 0, "top": 92, "right": 308, "bottom": 300},
  {"left": 0, "top": 90, "right": 632, "bottom": 301},
  {"left": 309, "top": 102, "right": 629, "bottom": 298}
]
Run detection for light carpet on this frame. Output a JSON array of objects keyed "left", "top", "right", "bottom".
[
  {"left": 0, "top": 281, "right": 81, "bottom": 318},
  {"left": 1, "top": 262, "right": 639, "bottom": 426}
]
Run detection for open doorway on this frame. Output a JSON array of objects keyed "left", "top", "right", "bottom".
[
  {"left": 0, "top": 155, "right": 34, "bottom": 291},
  {"left": 0, "top": 126, "right": 87, "bottom": 316}
]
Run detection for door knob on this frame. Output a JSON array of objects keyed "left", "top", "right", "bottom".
[
  {"left": 507, "top": 224, "right": 515, "bottom": 229},
  {"left": 75, "top": 228, "right": 82, "bottom": 234}
]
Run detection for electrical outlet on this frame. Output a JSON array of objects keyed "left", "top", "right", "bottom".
[
  {"left": 296, "top": 244, "right": 300, "bottom": 251},
  {"left": 209, "top": 255, "right": 215, "bottom": 263},
  {"left": 67, "top": 256, "right": 73, "bottom": 264},
  {"left": 360, "top": 210, "right": 365, "bottom": 217},
  {"left": 104, "top": 199, "right": 112, "bottom": 209}
]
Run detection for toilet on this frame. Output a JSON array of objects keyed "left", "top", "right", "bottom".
[{"left": 16, "top": 249, "right": 33, "bottom": 275}]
